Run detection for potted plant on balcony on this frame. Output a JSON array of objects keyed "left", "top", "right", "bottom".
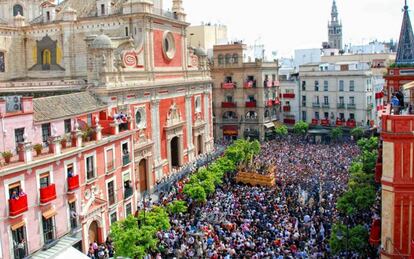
[
  {"left": 2, "top": 151, "right": 13, "bottom": 164},
  {"left": 33, "top": 144, "right": 43, "bottom": 156},
  {"left": 82, "top": 126, "right": 93, "bottom": 142},
  {"left": 60, "top": 137, "right": 67, "bottom": 149}
]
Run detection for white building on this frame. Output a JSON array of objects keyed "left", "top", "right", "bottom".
[
  {"left": 294, "top": 48, "right": 322, "bottom": 69},
  {"left": 187, "top": 23, "right": 228, "bottom": 57},
  {"left": 280, "top": 74, "right": 300, "bottom": 126}
]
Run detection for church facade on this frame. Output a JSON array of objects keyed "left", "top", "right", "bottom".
[{"left": 0, "top": 0, "right": 213, "bottom": 257}]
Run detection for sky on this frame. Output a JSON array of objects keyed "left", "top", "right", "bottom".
[{"left": 172, "top": 0, "right": 406, "bottom": 57}]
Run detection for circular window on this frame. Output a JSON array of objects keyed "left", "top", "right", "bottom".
[
  {"left": 162, "top": 31, "right": 176, "bottom": 60},
  {"left": 135, "top": 110, "right": 142, "bottom": 125}
]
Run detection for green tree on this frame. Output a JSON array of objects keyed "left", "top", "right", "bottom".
[
  {"left": 357, "top": 137, "right": 379, "bottom": 152},
  {"left": 329, "top": 224, "right": 369, "bottom": 256},
  {"left": 358, "top": 150, "right": 378, "bottom": 173},
  {"left": 167, "top": 200, "right": 188, "bottom": 215},
  {"left": 337, "top": 186, "right": 376, "bottom": 216},
  {"left": 351, "top": 127, "right": 364, "bottom": 140},
  {"left": 331, "top": 127, "right": 343, "bottom": 142},
  {"left": 137, "top": 206, "right": 170, "bottom": 231},
  {"left": 183, "top": 183, "right": 207, "bottom": 203},
  {"left": 274, "top": 125, "right": 288, "bottom": 136},
  {"left": 293, "top": 121, "right": 309, "bottom": 135}
]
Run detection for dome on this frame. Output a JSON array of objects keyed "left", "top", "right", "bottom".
[
  {"left": 91, "top": 34, "right": 113, "bottom": 49},
  {"left": 194, "top": 47, "right": 207, "bottom": 57}
]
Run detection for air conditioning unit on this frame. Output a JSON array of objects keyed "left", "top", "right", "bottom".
[{"left": 6, "top": 96, "right": 22, "bottom": 112}]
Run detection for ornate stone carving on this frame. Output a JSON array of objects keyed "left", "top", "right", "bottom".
[{"left": 166, "top": 102, "right": 182, "bottom": 127}]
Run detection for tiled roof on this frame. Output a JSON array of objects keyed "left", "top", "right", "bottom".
[
  {"left": 56, "top": 0, "right": 124, "bottom": 19},
  {"left": 33, "top": 92, "right": 106, "bottom": 122}
]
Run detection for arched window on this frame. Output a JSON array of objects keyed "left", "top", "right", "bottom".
[
  {"left": 13, "top": 4, "right": 23, "bottom": 16},
  {"left": 222, "top": 111, "right": 237, "bottom": 120},
  {"left": 232, "top": 54, "right": 238, "bottom": 63},
  {"left": 225, "top": 54, "right": 231, "bottom": 64},
  {"left": 218, "top": 55, "right": 223, "bottom": 65},
  {"left": 245, "top": 111, "right": 257, "bottom": 119},
  {"left": 42, "top": 49, "right": 51, "bottom": 65}
]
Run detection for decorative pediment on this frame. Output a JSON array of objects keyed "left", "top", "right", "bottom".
[{"left": 165, "top": 102, "right": 186, "bottom": 131}]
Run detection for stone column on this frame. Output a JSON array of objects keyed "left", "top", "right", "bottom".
[
  {"left": 17, "top": 134, "right": 32, "bottom": 163},
  {"left": 204, "top": 89, "right": 213, "bottom": 152},
  {"left": 95, "top": 118, "right": 103, "bottom": 141},
  {"left": 185, "top": 94, "right": 194, "bottom": 160},
  {"left": 151, "top": 98, "right": 162, "bottom": 181},
  {"left": 71, "top": 122, "right": 83, "bottom": 148},
  {"left": 48, "top": 136, "right": 62, "bottom": 156},
  {"left": 110, "top": 118, "right": 120, "bottom": 135}
]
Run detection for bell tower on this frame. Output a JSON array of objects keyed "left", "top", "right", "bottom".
[
  {"left": 172, "top": 0, "right": 186, "bottom": 21},
  {"left": 328, "top": 0, "right": 343, "bottom": 49}
]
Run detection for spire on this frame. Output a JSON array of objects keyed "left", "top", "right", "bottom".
[
  {"left": 396, "top": 0, "right": 414, "bottom": 64},
  {"left": 331, "top": 0, "right": 338, "bottom": 19}
]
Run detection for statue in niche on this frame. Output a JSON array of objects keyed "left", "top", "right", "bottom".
[{"left": 29, "top": 35, "right": 64, "bottom": 71}]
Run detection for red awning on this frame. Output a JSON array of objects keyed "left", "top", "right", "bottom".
[{"left": 223, "top": 125, "right": 238, "bottom": 136}]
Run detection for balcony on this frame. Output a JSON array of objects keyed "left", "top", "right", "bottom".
[
  {"left": 124, "top": 187, "right": 133, "bottom": 200},
  {"left": 375, "top": 92, "right": 384, "bottom": 99},
  {"left": 336, "top": 120, "right": 344, "bottom": 126},
  {"left": 283, "top": 118, "right": 295, "bottom": 124},
  {"left": 245, "top": 117, "right": 259, "bottom": 123},
  {"left": 321, "top": 119, "right": 330, "bottom": 126},
  {"left": 272, "top": 80, "right": 280, "bottom": 87},
  {"left": 312, "top": 102, "right": 321, "bottom": 108},
  {"left": 346, "top": 120, "right": 356, "bottom": 128},
  {"left": 337, "top": 103, "right": 346, "bottom": 109},
  {"left": 40, "top": 184, "right": 57, "bottom": 204},
  {"left": 243, "top": 81, "right": 256, "bottom": 88},
  {"left": 221, "top": 102, "right": 237, "bottom": 108},
  {"left": 282, "top": 93, "right": 295, "bottom": 99},
  {"left": 221, "top": 82, "right": 236, "bottom": 89},
  {"left": 311, "top": 119, "right": 319, "bottom": 125},
  {"left": 347, "top": 103, "right": 356, "bottom": 109},
  {"left": 264, "top": 80, "right": 272, "bottom": 88},
  {"left": 9, "top": 194, "right": 28, "bottom": 217},
  {"left": 283, "top": 106, "right": 291, "bottom": 112},
  {"left": 322, "top": 103, "right": 330, "bottom": 108},
  {"left": 245, "top": 101, "right": 257, "bottom": 108},
  {"left": 123, "top": 154, "right": 131, "bottom": 166},
  {"left": 67, "top": 175, "right": 80, "bottom": 192}
]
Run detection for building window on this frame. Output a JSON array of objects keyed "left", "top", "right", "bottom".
[
  {"left": 87, "top": 114, "right": 93, "bottom": 126},
  {"left": 302, "top": 111, "right": 307, "bottom": 121},
  {"left": 125, "top": 27, "right": 129, "bottom": 37},
  {"left": 349, "top": 80, "right": 355, "bottom": 92},
  {"left": 195, "top": 96, "right": 202, "bottom": 113},
  {"left": 218, "top": 55, "right": 223, "bottom": 65},
  {"left": 107, "top": 180, "right": 115, "bottom": 206},
  {"left": 86, "top": 155, "right": 95, "bottom": 180},
  {"left": 12, "top": 225, "right": 28, "bottom": 259},
  {"left": 314, "top": 81, "right": 319, "bottom": 91},
  {"left": 125, "top": 203, "right": 132, "bottom": 217},
  {"left": 106, "top": 148, "right": 115, "bottom": 172},
  {"left": 13, "top": 4, "right": 23, "bottom": 16},
  {"left": 324, "top": 96, "right": 329, "bottom": 105},
  {"left": 64, "top": 119, "right": 71, "bottom": 134},
  {"left": 41, "top": 49, "right": 51, "bottom": 70},
  {"left": 46, "top": 11, "right": 50, "bottom": 21},
  {"left": 315, "top": 112, "right": 320, "bottom": 120},
  {"left": 39, "top": 172, "right": 50, "bottom": 188},
  {"left": 110, "top": 211, "right": 117, "bottom": 224},
  {"left": 324, "top": 112, "right": 329, "bottom": 119},
  {"left": 339, "top": 80, "right": 344, "bottom": 91},
  {"left": 339, "top": 96, "right": 344, "bottom": 104},
  {"left": 162, "top": 31, "right": 176, "bottom": 60},
  {"left": 41, "top": 123, "right": 51, "bottom": 144},
  {"left": 314, "top": 96, "right": 320, "bottom": 104},
  {"left": 15, "top": 128, "right": 25, "bottom": 148},
  {"left": 0, "top": 52, "right": 5, "bottom": 72},
  {"left": 350, "top": 113, "right": 355, "bottom": 120},
  {"left": 302, "top": 96, "right": 306, "bottom": 107},
  {"left": 225, "top": 54, "right": 231, "bottom": 64},
  {"left": 69, "top": 201, "right": 78, "bottom": 230},
  {"left": 232, "top": 54, "right": 238, "bottom": 63},
  {"left": 122, "top": 142, "right": 130, "bottom": 166},
  {"left": 101, "top": 4, "right": 105, "bottom": 15},
  {"left": 349, "top": 96, "right": 355, "bottom": 104},
  {"left": 302, "top": 81, "right": 306, "bottom": 91},
  {"left": 123, "top": 172, "right": 132, "bottom": 200},
  {"left": 42, "top": 216, "right": 55, "bottom": 245},
  {"left": 324, "top": 80, "right": 328, "bottom": 91}
]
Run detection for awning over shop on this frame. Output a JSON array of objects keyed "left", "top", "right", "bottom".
[
  {"left": 55, "top": 247, "right": 89, "bottom": 259},
  {"left": 264, "top": 122, "right": 275, "bottom": 129},
  {"left": 223, "top": 125, "right": 238, "bottom": 136}
]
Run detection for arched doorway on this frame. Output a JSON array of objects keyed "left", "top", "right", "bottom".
[
  {"left": 197, "top": 135, "right": 203, "bottom": 155},
  {"left": 88, "top": 221, "right": 99, "bottom": 245},
  {"left": 170, "top": 136, "right": 180, "bottom": 168},
  {"left": 138, "top": 159, "right": 147, "bottom": 192}
]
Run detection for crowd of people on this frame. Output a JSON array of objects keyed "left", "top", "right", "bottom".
[
  {"left": 156, "top": 135, "right": 360, "bottom": 258},
  {"left": 87, "top": 237, "right": 114, "bottom": 259}
]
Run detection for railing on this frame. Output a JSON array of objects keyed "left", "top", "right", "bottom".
[
  {"left": 152, "top": 8, "right": 178, "bottom": 20},
  {"left": 9, "top": 194, "right": 28, "bottom": 217},
  {"left": 221, "top": 102, "right": 237, "bottom": 108},
  {"left": 312, "top": 103, "right": 321, "bottom": 108},
  {"left": 336, "top": 120, "right": 344, "bottom": 126},
  {"left": 283, "top": 118, "right": 295, "bottom": 124},
  {"left": 243, "top": 81, "right": 256, "bottom": 88},
  {"left": 124, "top": 187, "right": 133, "bottom": 200},
  {"left": 347, "top": 103, "right": 356, "bottom": 109},
  {"left": 337, "top": 103, "right": 346, "bottom": 109},
  {"left": 67, "top": 175, "right": 80, "bottom": 192},
  {"left": 282, "top": 93, "right": 295, "bottom": 98},
  {"left": 311, "top": 119, "right": 319, "bottom": 125},
  {"left": 244, "top": 117, "right": 259, "bottom": 123},
  {"left": 39, "top": 184, "right": 57, "bottom": 204},
  {"left": 322, "top": 103, "right": 330, "bottom": 108},
  {"left": 321, "top": 119, "right": 330, "bottom": 126},
  {"left": 221, "top": 82, "right": 236, "bottom": 89},
  {"left": 346, "top": 120, "right": 356, "bottom": 128},
  {"left": 245, "top": 101, "right": 257, "bottom": 108},
  {"left": 123, "top": 155, "right": 131, "bottom": 166}
]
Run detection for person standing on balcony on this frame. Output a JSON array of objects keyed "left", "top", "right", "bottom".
[{"left": 391, "top": 94, "right": 400, "bottom": 115}]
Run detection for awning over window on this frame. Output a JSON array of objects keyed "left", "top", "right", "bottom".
[
  {"left": 42, "top": 208, "right": 57, "bottom": 219},
  {"left": 11, "top": 220, "right": 25, "bottom": 231},
  {"left": 223, "top": 125, "right": 238, "bottom": 136},
  {"left": 264, "top": 122, "right": 275, "bottom": 129}
]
